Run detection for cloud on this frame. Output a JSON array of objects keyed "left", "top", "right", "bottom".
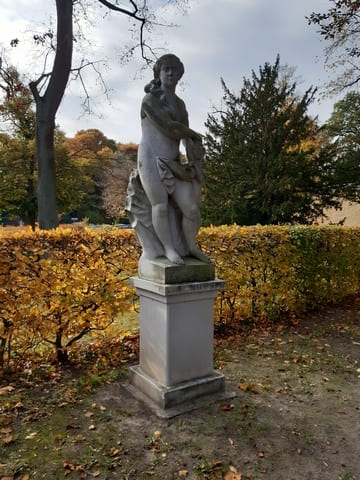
[{"left": 0, "top": 0, "right": 336, "bottom": 142}]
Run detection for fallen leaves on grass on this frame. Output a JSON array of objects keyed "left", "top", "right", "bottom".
[
  {"left": 195, "top": 459, "right": 224, "bottom": 478},
  {"left": 0, "top": 427, "right": 12, "bottom": 435},
  {"left": 63, "top": 460, "right": 76, "bottom": 475},
  {"left": 0, "top": 386, "right": 15, "bottom": 395},
  {"left": 2, "top": 435, "right": 13, "bottom": 445},
  {"left": 0, "top": 416, "right": 13, "bottom": 426},
  {"left": 220, "top": 404, "right": 234, "bottom": 411},
  {"left": 63, "top": 461, "right": 86, "bottom": 478},
  {"left": 238, "top": 383, "right": 258, "bottom": 394},
  {"left": 223, "top": 465, "right": 242, "bottom": 480},
  {"left": 66, "top": 422, "right": 81, "bottom": 430}
]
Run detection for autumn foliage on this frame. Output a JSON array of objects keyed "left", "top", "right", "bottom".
[
  {"left": 0, "top": 228, "right": 139, "bottom": 369},
  {"left": 199, "top": 225, "right": 360, "bottom": 330},
  {"left": 1, "top": 225, "right": 359, "bottom": 370}
]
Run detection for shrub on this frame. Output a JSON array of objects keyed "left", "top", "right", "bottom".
[
  {"left": 1, "top": 225, "right": 359, "bottom": 370},
  {"left": 0, "top": 228, "right": 140, "bottom": 367},
  {"left": 199, "top": 225, "right": 360, "bottom": 329}
]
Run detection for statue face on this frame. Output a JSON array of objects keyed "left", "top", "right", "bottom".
[{"left": 159, "top": 59, "right": 182, "bottom": 88}]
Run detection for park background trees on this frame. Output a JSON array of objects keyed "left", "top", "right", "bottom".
[
  {"left": 0, "top": 2, "right": 359, "bottom": 228},
  {"left": 202, "top": 57, "right": 357, "bottom": 226},
  {"left": 1, "top": 0, "right": 188, "bottom": 229}
]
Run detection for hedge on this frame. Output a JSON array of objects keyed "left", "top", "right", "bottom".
[
  {"left": 1, "top": 225, "right": 359, "bottom": 368},
  {"left": 199, "top": 225, "right": 360, "bottom": 327}
]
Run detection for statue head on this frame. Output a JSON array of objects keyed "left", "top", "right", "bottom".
[{"left": 145, "top": 54, "right": 185, "bottom": 93}]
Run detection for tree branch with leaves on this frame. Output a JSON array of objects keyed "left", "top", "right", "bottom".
[{"left": 307, "top": 0, "right": 360, "bottom": 93}]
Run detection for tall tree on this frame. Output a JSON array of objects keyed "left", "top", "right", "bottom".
[
  {"left": 307, "top": 0, "right": 360, "bottom": 93},
  {"left": 7, "top": 0, "right": 188, "bottom": 229},
  {"left": 324, "top": 91, "right": 360, "bottom": 202},
  {"left": 28, "top": 0, "right": 73, "bottom": 229},
  {"left": 101, "top": 143, "right": 138, "bottom": 222},
  {"left": 0, "top": 61, "right": 37, "bottom": 228},
  {"left": 64, "top": 129, "right": 118, "bottom": 222},
  {"left": 202, "top": 56, "right": 340, "bottom": 226}
]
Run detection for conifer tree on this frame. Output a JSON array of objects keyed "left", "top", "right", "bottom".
[{"left": 202, "top": 56, "right": 339, "bottom": 226}]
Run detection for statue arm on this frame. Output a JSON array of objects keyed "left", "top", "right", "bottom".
[{"left": 142, "top": 94, "right": 201, "bottom": 141}]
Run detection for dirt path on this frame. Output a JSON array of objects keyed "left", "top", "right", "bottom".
[{"left": 1, "top": 302, "right": 359, "bottom": 480}]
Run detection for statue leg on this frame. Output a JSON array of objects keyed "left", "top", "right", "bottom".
[
  {"left": 138, "top": 156, "right": 184, "bottom": 265},
  {"left": 172, "top": 182, "right": 211, "bottom": 263},
  {"left": 152, "top": 202, "right": 184, "bottom": 264}
]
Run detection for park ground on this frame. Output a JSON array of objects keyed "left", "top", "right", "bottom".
[{"left": 0, "top": 298, "right": 359, "bottom": 480}]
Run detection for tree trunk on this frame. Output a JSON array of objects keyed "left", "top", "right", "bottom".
[
  {"left": 36, "top": 110, "right": 58, "bottom": 229},
  {"left": 27, "top": 153, "right": 37, "bottom": 231},
  {"left": 30, "top": 0, "right": 73, "bottom": 230},
  {"left": 55, "top": 328, "right": 69, "bottom": 364}
]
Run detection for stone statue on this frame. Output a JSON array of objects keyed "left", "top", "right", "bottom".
[{"left": 126, "top": 54, "right": 210, "bottom": 266}]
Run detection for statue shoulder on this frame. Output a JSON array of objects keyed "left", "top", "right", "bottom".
[
  {"left": 142, "top": 91, "right": 163, "bottom": 110},
  {"left": 141, "top": 92, "right": 161, "bottom": 118},
  {"left": 175, "top": 95, "right": 188, "bottom": 123},
  {"left": 175, "top": 95, "right": 187, "bottom": 111}
]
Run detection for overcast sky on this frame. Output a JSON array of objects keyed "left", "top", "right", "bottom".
[{"left": 0, "top": 0, "right": 338, "bottom": 143}]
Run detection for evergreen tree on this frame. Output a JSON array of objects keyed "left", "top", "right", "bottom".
[{"left": 202, "top": 56, "right": 339, "bottom": 226}]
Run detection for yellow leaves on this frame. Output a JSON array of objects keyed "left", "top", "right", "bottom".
[
  {"left": 0, "top": 227, "right": 141, "bottom": 367},
  {"left": 1, "top": 225, "right": 360, "bottom": 367}
]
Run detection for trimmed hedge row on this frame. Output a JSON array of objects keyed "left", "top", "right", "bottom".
[
  {"left": 0, "top": 225, "right": 359, "bottom": 367},
  {"left": 199, "top": 225, "right": 360, "bottom": 327}
]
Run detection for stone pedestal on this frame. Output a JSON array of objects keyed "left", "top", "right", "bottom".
[{"left": 128, "top": 258, "right": 228, "bottom": 416}]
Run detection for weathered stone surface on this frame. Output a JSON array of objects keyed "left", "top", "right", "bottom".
[
  {"left": 125, "top": 55, "right": 226, "bottom": 416},
  {"left": 128, "top": 366, "right": 225, "bottom": 410},
  {"left": 127, "top": 278, "right": 227, "bottom": 415},
  {"left": 138, "top": 256, "right": 215, "bottom": 284},
  {"left": 125, "top": 53, "right": 210, "bottom": 266}
]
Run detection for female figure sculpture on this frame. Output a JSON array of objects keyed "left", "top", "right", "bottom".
[{"left": 126, "top": 54, "right": 210, "bottom": 265}]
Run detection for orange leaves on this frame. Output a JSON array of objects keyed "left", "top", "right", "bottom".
[
  {"left": 238, "top": 383, "right": 259, "bottom": 394},
  {"left": 0, "top": 228, "right": 140, "bottom": 368},
  {"left": 63, "top": 460, "right": 87, "bottom": 478},
  {"left": 223, "top": 466, "right": 242, "bottom": 480}
]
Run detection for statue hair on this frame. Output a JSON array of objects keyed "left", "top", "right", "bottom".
[{"left": 144, "top": 54, "right": 185, "bottom": 93}]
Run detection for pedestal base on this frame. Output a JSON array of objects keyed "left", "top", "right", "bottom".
[
  {"left": 127, "top": 261, "right": 227, "bottom": 416},
  {"left": 129, "top": 365, "right": 225, "bottom": 408},
  {"left": 127, "top": 366, "right": 234, "bottom": 418}
]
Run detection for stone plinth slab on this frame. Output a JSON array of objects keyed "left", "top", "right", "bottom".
[
  {"left": 128, "top": 366, "right": 225, "bottom": 410},
  {"left": 138, "top": 256, "right": 215, "bottom": 284}
]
